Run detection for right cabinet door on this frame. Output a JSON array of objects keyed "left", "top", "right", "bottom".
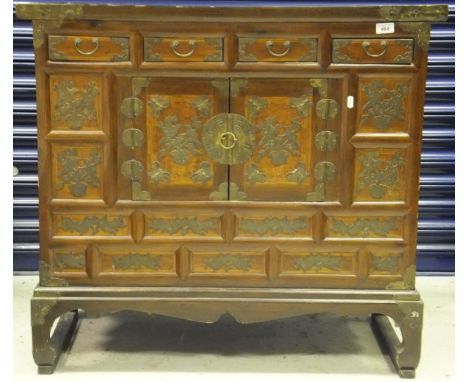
[{"left": 229, "top": 77, "right": 345, "bottom": 202}]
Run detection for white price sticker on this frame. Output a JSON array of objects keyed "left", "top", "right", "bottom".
[{"left": 376, "top": 22, "right": 394, "bottom": 34}]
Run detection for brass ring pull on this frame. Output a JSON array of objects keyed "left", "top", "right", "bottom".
[
  {"left": 74, "top": 37, "right": 99, "bottom": 55},
  {"left": 171, "top": 40, "right": 197, "bottom": 57},
  {"left": 218, "top": 131, "right": 238, "bottom": 150},
  {"left": 265, "top": 40, "right": 291, "bottom": 57},
  {"left": 361, "top": 40, "right": 388, "bottom": 58}
]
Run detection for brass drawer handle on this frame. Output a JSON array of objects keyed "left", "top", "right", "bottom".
[
  {"left": 218, "top": 131, "right": 238, "bottom": 150},
  {"left": 73, "top": 37, "right": 99, "bottom": 55},
  {"left": 171, "top": 40, "right": 197, "bottom": 57},
  {"left": 362, "top": 40, "right": 388, "bottom": 58},
  {"left": 265, "top": 40, "right": 291, "bottom": 57}
]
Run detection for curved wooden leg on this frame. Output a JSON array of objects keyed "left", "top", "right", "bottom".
[
  {"left": 371, "top": 300, "right": 423, "bottom": 379},
  {"left": 31, "top": 298, "right": 80, "bottom": 374}
]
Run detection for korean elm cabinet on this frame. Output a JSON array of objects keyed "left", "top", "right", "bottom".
[{"left": 16, "top": 3, "right": 448, "bottom": 377}]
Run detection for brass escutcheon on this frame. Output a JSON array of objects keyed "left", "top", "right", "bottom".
[
  {"left": 202, "top": 113, "right": 256, "bottom": 165},
  {"left": 316, "top": 98, "right": 339, "bottom": 120},
  {"left": 121, "top": 97, "right": 144, "bottom": 118},
  {"left": 218, "top": 131, "right": 238, "bottom": 150}
]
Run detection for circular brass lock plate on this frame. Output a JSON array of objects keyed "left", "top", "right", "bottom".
[
  {"left": 122, "top": 128, "right": 144, "bottom": 149},
  {"left": 316, "top": 98, "right": 338, "bottom": 120},
  {"left": 121, "top": 97, "right": 144, "bottom": 118},
  {"left": 314, "top": 161, "right": 336, "bottom": 182},
  {"left": 121, "top": 159, "right": 144, "bottom": 181},
  {"left": 315, "top": 131, "right": 337, "bottom": 151},
  {"left": 202, "top": 113, "right": 256, "bottom": 165}
]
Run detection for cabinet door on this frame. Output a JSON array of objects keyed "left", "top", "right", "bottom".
[
  {"left": 117, "top": 77, "right": 229, "bottom": 201},
  {"left": 230, "top": 78, "right": 344, "bottom": 201}
]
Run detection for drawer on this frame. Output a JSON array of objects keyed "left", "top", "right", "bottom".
[
  {"left": 143, "top": 37, "right": 223, "bottom": 62},
  {"left": 238, "top": 37, "right": 317, "bottom": 62},
  {"left": 332, "top": 38, "right": 413, "bottom": 64},
  {"left": 48, "top": 35, "right": 129, "bottom": 62}
]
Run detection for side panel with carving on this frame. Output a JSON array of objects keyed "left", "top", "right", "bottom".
[
  {"left": 356, "top": 76, "right": 413, "bottom": 135},
  {"left": 50, "top": 143, "right": 104, "bottom": 200},
  {"left": 353, "top": 148, "right": 408, "bottom": 202},
  {"left": 230, "top": 77, "right": 345, "bottom": 201},
  {"left": 49, "top": 74, "right": 102, "bottom": 131}
]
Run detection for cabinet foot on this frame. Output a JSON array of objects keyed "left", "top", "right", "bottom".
[
  {"left": 371, "top": 300, "right": 423, "bottom": 379},
  {"left": 31, "top": 299, "right": 80, "bottom": 374}
]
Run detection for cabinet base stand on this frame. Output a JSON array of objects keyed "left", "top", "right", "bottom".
[{"left": 31, "top": 286, "right": 423, "bottom": 377}]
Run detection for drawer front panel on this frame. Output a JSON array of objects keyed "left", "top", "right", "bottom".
[
  {"left": 50, "top": 246, "right": 87, "bottom": 274},
  {"left": 233, "top": 212, "right": 315, "bottom": 241},
  {"left": 48, "top": 35, "right": 129, "bottom": 62},
  {"left": 189, "top": 250, "right": 267, "bottom": 276},
  {"left": 144, "top": 37, "right": 223, "bottom": 62},
  {"left": 324, "top": 215, "right": 405, "bottom": 241},
  {"left": 280, "top": 251, "right": 357, "bottom": 276},
  {"left": 332, "top": 38, "right": 413, "bottom": 64},
  {"left": 97, "top": 246, "right": 178, "bottom": 275},
  {"left": 143, "top": 211, "right": 224, "bottom": 240},
  {"left": 52, "top": 213, "right": 131, "bottom": 238},
  {"left": 238, "top": 37, "right": 317, "bottom": 62},
  {"left": 368, "top": 249, "right": 405, "bottom": 276}
]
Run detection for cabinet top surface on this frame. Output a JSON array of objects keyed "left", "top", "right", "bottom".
[{"left": 15, "top": 2, "right": 448, "bottom": 22}]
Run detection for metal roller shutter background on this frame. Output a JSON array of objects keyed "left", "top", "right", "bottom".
[{"left": 12, "top": 0, "right": 455, "bottom": 274}]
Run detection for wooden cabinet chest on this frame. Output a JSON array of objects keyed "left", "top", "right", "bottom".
[{"left": 16, "top": 3, "right": 448, "bottom": 377}]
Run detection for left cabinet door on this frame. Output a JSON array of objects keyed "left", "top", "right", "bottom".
[{"left": 117, "top": 77, "right": 229, "bottom": 201}]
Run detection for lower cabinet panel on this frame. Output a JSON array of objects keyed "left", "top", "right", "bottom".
[{"left": 44, "top": 241, "right": 412, "bottom": 290}]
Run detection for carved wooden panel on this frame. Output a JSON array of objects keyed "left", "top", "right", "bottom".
[
  {"left": 356, "top": 76, "right": 412, "bottom": 134},
  {"left": 117, "top": 77, "right": 228, "bottom": 201},
  {"left": 188, "top": 247, "right": 267, "bottom": 276},
  {"left": 49, "top": 74, "right": 102, "bottom": 131},
  {"left": 324, "top": 215, "right": 405, "bottom": 241},
  {"left": 368, "top": 249, "right": 404, "bottom": 276},
  {"left": 51, "top": 143, "right": 104, "bottom": 200},
  {"left": 279, "top": 251, "right": 357, "bottom": 275},
  {"left": 230, "top": 77, "right": 344, "bottom": 201},
  {"left": 143, "top": 209, "right": 224, "bottom": 241},
  {"left": 233, "top": 210, "right": 315, "bottom": 241},
  {"left": 353, "top": 148, "right": 407, "bottom": 202},
  {"left": 52, "top": 212, "right": 131, "bottom": 238},
  {"left": 97, "top": 246, "right": 178, "bottom": 275},
  {"left": 48, "top": 35, "right": 129, "bottom": 62},
  {"left": 50, "top": 246, "right": 87, "bottom": 274}
]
